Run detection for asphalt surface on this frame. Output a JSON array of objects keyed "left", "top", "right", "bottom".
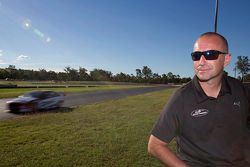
[
  {"left": 62, "top": 85, "right": 171, "bottom": 107},
  {"left": 0, "top": 86, "right": 171, "bottom": 121}
]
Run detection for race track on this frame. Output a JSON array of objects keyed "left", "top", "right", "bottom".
[{"left": 0, "top": 86, "right": 170, "bottom": 121}]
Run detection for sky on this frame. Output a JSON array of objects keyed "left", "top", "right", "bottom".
[{"left": 0, "top": 0, "right": 249, "bottom": 78}]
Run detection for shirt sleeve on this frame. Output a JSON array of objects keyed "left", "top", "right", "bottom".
[
  {"left": 151, "top": 90, "right": 183, "bottom": 143},
  {"left": 243, "top": 84, "right": 250, "bottom": 126}
]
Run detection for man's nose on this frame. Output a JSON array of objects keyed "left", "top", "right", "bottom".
[{"left": 199, "top": 55, "right": 206, "bottom": 65}]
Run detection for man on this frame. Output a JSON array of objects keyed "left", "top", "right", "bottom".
[{"left": 148, "top": 32, "right": 250, "bottom": 167}]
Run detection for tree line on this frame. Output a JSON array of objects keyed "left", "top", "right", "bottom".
[
  {"left": 0, "top": 55, "right": 249, "bottom": 84},
  {"left": 0, "top": 65, "right": 191, "bottom": 84}
]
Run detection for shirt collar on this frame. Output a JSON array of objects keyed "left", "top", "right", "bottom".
[{"left": 192, "top": 74, "right": 232, "bottom": 103}]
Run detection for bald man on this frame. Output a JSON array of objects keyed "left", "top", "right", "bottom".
[{"left": 148, "top": 32, "right": 250, "bottom": 167}]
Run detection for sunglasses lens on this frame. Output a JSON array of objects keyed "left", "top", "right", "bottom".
[
  {"left": 191, "top": 50, "right": 221, "bottom": 61},
  {"left": 191, "top": 52, "right": 201, "bottom": 61},
  {"left": 204, "top": 50, "right": 219, "bottom": 60}
]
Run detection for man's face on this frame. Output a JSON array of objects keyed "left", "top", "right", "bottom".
[{"left": 193, "top": 36, "right": 230, "bottom": 82}]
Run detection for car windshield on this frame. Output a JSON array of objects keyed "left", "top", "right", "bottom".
[{"left": 23, "top": 92, "right": 42, "bottom": 98}]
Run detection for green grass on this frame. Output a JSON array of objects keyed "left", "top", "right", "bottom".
[
  {"left": 0, "top": 85, "right": 148, "bottom": 98},
  {"left": 0, "top": 88, "right": 177, "bottom": 167}
]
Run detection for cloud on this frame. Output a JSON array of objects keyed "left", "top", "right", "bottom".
[
  {"left": 0, "top": 50, "right": 6, "bottom": 64},
  {"left": 16, "top": 54, "right": 29, "bottom": 61},
  {"left": 0, "top": 59, "right": 5, "bottom": 64}
]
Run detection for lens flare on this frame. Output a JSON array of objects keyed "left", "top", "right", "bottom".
[
  {"left": 46, "top": 37, "right": 51, "bottom": 43},
  {"left": 33, "top": 28, "right": 44, "bottom": 38},
  {"left": 21, "top": 18, "right": 52, "bottom": 43},
  {"left": 22, "top": 19, "right": 32, "bottom": 30}
]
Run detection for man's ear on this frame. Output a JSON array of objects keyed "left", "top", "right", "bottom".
[{"left": 224, "top": 54, "right": 231, "bottom": 67}]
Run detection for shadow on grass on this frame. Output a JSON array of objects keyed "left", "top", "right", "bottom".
[{"left": 9, "top": 107, "right": 73, "bottom": 115}]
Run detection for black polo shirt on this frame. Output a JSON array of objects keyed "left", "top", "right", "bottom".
[{"left": 151, "top": 75, "right": 250, "bottom": 166}]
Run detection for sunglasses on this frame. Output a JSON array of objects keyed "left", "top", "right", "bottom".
[{"left": 191, "top": 50, "right": 227, "bottom": 61}]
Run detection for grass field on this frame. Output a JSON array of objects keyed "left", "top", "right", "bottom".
[
  {"left": 0, "top": 88, "right": 177, "bottom": 167},
  {"left": 0, "top": 85, "right": 148, "bottom": 99}
]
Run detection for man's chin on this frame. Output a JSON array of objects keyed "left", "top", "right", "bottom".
[
  {"left": 198, "top": 78, "right": 210, "bottom": 82},
  {"left": 196, "top": 73, "right": 223, "bottom": 82},
  {"left": 196, "top": 75, "right": 210, "bottom": 82}
]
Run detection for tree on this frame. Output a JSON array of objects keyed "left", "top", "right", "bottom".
[
  {"left": 57, "top": 72, "right": 68, "bottom": 81},
  {"left": 244, "top": 74, "right": 250, "bottom": 82},
  {"left": 47, "top": 70, "right": 57, "bottom": 80},
  {"left": 113, "top": 72, "right": 130, "bottom": 82},
  {"left": 8, "top": 65, "right": 16, "bottom": 69},
  {"left": 90, "top": 69, "right": 112, "bottom": 81},
  {"left": 161, "top": 74, "right": 169, "bottom": 84},
  {"left": 167, "top": 72, "right": 175, "bottom": 83},
  {"left": 135, "top": 69, "right": 143, "bottom": 82},
  {"left": 235, "top": 56, "right": 250, "bottom": 82},
  {"left": 39, "top": 69, "right": 48, "bottom": 80},
  {"left": 0, "top": 68, "right": 9, "bottom": 79},
  {"left": 180, "top": 77, "right": 191, "bottom": 83},
  {"left": 79, "top": 67, "right": 90, "bottom": 81},
  {"left": 6, "top": 65, "right": 17, "bottom": 79},
  {"left": 142, "top": 66, "right": 152, "bottom": 81},
  {"left": 64, "top": 66, "right": 79, "bottom": 81},
  {"left": 174, "top": 74, "right": 181, "bottom": 83},
  {"left": 136, "top": 69, "right": 142, "bottom": 78},
  {"left": 151, "top": 73, "right": 161, "bottom": 83}
]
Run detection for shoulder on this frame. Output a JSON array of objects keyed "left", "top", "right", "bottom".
[
  {"left": 173, "top": 81, "right": 193, "bottom": 98},
  {"left": 226, "top": 75, "right": 249, "bottom": 97},
  {"left": 226, "top": 75, "right": 245, "bottom": 91},
  {"left": 226, "top": 75, "right": 244, "bottom": 86},
  {"left": 166, "top": 81, "right": 194, "bottom": 106}
]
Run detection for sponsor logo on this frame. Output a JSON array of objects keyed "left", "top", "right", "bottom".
[
  {"left": 191, "top": 109, "right": 209, "bottom": 117},
  {"left": 233, "top": 101, "right": 240, "bottom": 107}
]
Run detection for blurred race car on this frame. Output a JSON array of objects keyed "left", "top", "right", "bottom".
[{"left": 7, "top": 90, "right": 64, "bottom": 113}]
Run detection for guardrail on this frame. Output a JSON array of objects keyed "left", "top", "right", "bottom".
[{"left": 0, "top": 84, "right": 17, "bottom": 88}]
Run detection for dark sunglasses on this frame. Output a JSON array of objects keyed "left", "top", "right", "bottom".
[{"left": 191, "top": 50, "right": 227, "bottom": 61}]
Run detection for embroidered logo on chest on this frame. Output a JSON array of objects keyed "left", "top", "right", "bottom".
[
  {"left": 191, "top": 109, "right": 209, "bottom": 117},
  {"left": 233, "top": 101, "right": 240, "bottom": 107}
]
